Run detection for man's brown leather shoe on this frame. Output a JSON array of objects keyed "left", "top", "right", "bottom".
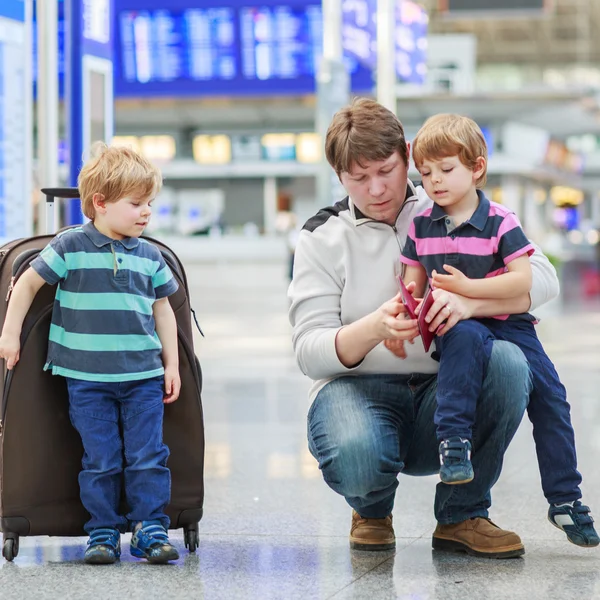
[
  {"left": 432, "top": 517, "right": 525, "bottom": 558},
  {"left": 349, "top": 510, "right": 395, "bottom": 551}
]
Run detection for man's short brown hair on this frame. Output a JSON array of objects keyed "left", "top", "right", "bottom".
[
  {"left": 325, "top": 97, "right": 409, "bottom": 175},
  {"left": 78, "top": 143, "right": 162, "bottom": 220},
  {"left": 412, "top": 113, "right": 488, "bottom": 187}
]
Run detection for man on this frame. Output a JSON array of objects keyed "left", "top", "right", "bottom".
[{"left": 288, "top": 98, "right": 559, "bottom": 558}]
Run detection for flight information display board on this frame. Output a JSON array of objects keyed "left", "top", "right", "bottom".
[
  {"left": 342, "top": 0, "right": 427, "bottom": 85},
  {"left": 0, "top": 1, "right": 31, "bottom": 242},
  {"left": 113, "top": 0, "right": 373, "bottom": 96}
]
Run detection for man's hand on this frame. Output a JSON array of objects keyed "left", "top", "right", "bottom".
[
  {"left": 0, "top": 335, "right": 21, "bottom": 370},
  {"left": 163, "top": 365, "right": 181, "bottom": 404},
  {"left": 371, "top": 292, "right": 419, "bottom": 343},
  {"left": 384, "top": 338, "right": 414, "bottom": 359},
  {"left": 432, "top": 265, "right": 473, "bottom": 297}
]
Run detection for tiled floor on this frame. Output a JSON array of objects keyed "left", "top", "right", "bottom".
[{"left": 2, "top": 259, "right": 600, "bottom": 600}]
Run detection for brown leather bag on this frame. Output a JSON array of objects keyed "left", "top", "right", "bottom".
[{"left": 0, "top": 193, "right": 204, "bottom": 561}]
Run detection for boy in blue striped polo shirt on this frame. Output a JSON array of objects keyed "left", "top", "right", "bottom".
[
  {"left": 0, "top": 145, "right": 182, "bottom": 564},
  {"left": 398, "top": 114, "right": 598, "bottom": 548}
]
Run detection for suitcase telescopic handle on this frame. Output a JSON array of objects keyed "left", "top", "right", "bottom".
[{"left": 40, "top": 187, "right": 80, "bottom": 234}]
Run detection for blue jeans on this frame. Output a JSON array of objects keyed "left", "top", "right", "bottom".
[
  {"left": 435, "top": 318, "right": 582, "bottom": 505},
  {"left": 307, "top": 341, "right": 530, "bottom": 524},
  {"left": 66, "top": 377, "right": 171, "bottom": 533}
]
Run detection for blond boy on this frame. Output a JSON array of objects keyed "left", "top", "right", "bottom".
[
  {"left": 0, "top": 145, "right": 182, "bottom": 563},
  {"left": 401, "top": 114, "right": 597, "bottom": 547}
]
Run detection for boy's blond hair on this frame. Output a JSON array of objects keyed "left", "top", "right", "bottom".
[
  {"left": 78, "top": 143, "right": 162, "bottom": 220},
  {"left": 412, "top": 114, "right": 488, "bottom": 187},
  {"left": 325, "top": 97, "right": 409, "bottom": 176}
]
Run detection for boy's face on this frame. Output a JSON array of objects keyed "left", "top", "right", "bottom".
[
  {"left": 95, "top": 194, "right": 153, "bottom": 240},
  {"left": 339, "top": 150, "right": 409, "bottom": 225},
  {"left": 417, "top": 155, "right": 483, "bottom": 210}
]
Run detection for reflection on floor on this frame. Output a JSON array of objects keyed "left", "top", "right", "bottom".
[{"left": 2, "top": 262, "right": 600, "bottom": 600}]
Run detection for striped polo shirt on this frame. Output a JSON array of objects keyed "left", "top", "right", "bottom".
[
  {"left": 31, "top": 222, "right": 179, "bottom": 382},
  {"left": 401, "top": 191, "right": 534, "bottom": 321}
]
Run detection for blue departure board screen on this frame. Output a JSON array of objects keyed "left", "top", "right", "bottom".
[{"left": 113, "top": 0, "right": 373, "bottom": 97}]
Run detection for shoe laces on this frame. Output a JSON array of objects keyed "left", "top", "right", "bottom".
[
  {"left": 439, "top": 437, "right": 471, "bottom": 465},
  {"left": 88, "top": 528, "right": 119, "bottom": 549}
]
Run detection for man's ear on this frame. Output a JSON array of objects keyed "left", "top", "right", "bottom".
[{"left": 92, "top": 193, "right": 106, "bottom": 213}]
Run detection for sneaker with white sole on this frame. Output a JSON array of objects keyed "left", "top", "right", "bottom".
[
  {"left": 439, "top": 437, "right": 474, "bottom": 485},
  {"left": 548, "top": 501, "right": 600, "bottom": 547}
]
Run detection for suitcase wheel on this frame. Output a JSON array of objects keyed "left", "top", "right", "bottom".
[
  {"left": 2, "top": 535, "right": 19, "bottom": 562},
  {"left": 184, "top": 524, "right": 199, "bottom": 553}
]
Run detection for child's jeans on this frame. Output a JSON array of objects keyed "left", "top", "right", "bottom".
[
  {"left": 66, "top": 376, "right": 170, "bottom": 533},
  {"left": 435, "top": 318, "right": 582, "bottom": 505}
]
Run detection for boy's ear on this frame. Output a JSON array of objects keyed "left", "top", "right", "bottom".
[
  {"left": 92, "top": 193, "right": 106, "bottom": 213},
  {"left": 473, "top": 156, "right": 486, "bottom": 180}
]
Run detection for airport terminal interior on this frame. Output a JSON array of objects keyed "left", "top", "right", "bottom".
[{"left": 2, "top": 0, "right": 600, "bottom": 598}]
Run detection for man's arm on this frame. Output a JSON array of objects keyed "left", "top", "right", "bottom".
[
  {"left": 528, "top": 241, "right": 560, "bottom": 310},
  {"left": 289, "top": 233, "right": 418, "bottom": 378}
]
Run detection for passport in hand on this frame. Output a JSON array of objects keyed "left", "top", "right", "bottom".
[{"left": 398, "top": 277, "right": 436, "bottom": 353}]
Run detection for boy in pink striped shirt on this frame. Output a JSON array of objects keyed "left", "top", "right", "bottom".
[{"left": 400, "top": 113, "right": 597, "bottom": 547}]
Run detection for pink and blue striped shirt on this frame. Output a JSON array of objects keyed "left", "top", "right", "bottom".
[{"left": 400, "top": 191, "right": 535, "bottom": 321}]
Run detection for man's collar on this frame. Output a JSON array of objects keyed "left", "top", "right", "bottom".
[
  {"left": 83, "top": 222, "right": 140, "bottom": 249},
  {"left": 430, "top": 190, "right": 489, "bottom": 231}
]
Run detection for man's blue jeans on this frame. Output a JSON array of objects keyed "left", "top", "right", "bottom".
[
  {"left": 66, "top": 377, "right": 171, "bottom": 533},
  {"left": 307, "top": 341, "right": 531, "bottom": 524}
]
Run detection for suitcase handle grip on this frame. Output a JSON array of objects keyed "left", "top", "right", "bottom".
[
  {"left": 41, "top": 187, "right": 80, "bottom": 201},
  {"left": 40, "top": 188, "right": 80, "bottom": 234}
]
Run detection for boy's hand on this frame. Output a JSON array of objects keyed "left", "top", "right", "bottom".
[
  {"left": 163, "top": 365, "right": 181, "bottom": 404},
  {"left": 0, "top": 335, "right": 21, "bottom": 370},
  {"left": 432, "top": 265, "right": 472, "bottom": 296}
]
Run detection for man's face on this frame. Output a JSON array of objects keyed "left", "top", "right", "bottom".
[{"left": 339, "top": 150, "right": 409, "bottom": 225}]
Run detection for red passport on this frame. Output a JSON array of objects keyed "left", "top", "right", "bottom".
[{"left": 398, "top": 277, "right": 436, "bottom": 353}]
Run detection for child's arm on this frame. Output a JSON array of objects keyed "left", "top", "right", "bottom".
[
  {"left": 153, "top": 297, "right": 180, "bottom": 404},
  {"left": 403, "top": 264, "right": 428, "bottom": 298},
  {"left": 0, "top": 269, "right": 47, "bottom": 369},
  {"left": 432, "top": 256, "right": 532, "bottom": 300}
]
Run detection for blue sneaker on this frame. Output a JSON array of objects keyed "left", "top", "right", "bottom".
[
  {"left": 84, "top": 528, "right": 121, "bottom": 565},
  {"left": 439, "top": 437, "right": 474, "bottom": 485},
  {"left": 130, "top": 520, "right": 179, "bottom": 563},
  {"left": 548, "top": 501, "right": 600, "bottom": 547}
]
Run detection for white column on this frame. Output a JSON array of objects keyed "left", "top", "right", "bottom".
[
  {"left": 24, "top": 0, "right": 34, "bottom": 238},
  {"left": 322, "top": 0, "right": 342, "bottom": 62},
  {"left": 377, "top": 0, "right": 396, "bottom": 111},
  {"left": 316, "top": 0, "right": 348, "bottom": 206},
  {"left": 523, "top": 182, "right": 544, "bottom": 242},
  {"left": 592, "top": 192, "right": 600, "bottom": 226},
  {"left": 263, "top": 176, "right": 278, "bottom": 236},
  {"left": 37, "top": 0, "right": 59, "bottom": 233},
  {"left": 501, "top": 175, "right": 523, "bottom": 219}
]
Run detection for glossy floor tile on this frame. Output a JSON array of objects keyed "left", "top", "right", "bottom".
[{"left": 2, "top": 260, "right": 600, "bottom": 599}]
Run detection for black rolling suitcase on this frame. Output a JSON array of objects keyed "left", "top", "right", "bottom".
[{"left": 0, "top": 188, "right": 205, "bottom": 561}]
